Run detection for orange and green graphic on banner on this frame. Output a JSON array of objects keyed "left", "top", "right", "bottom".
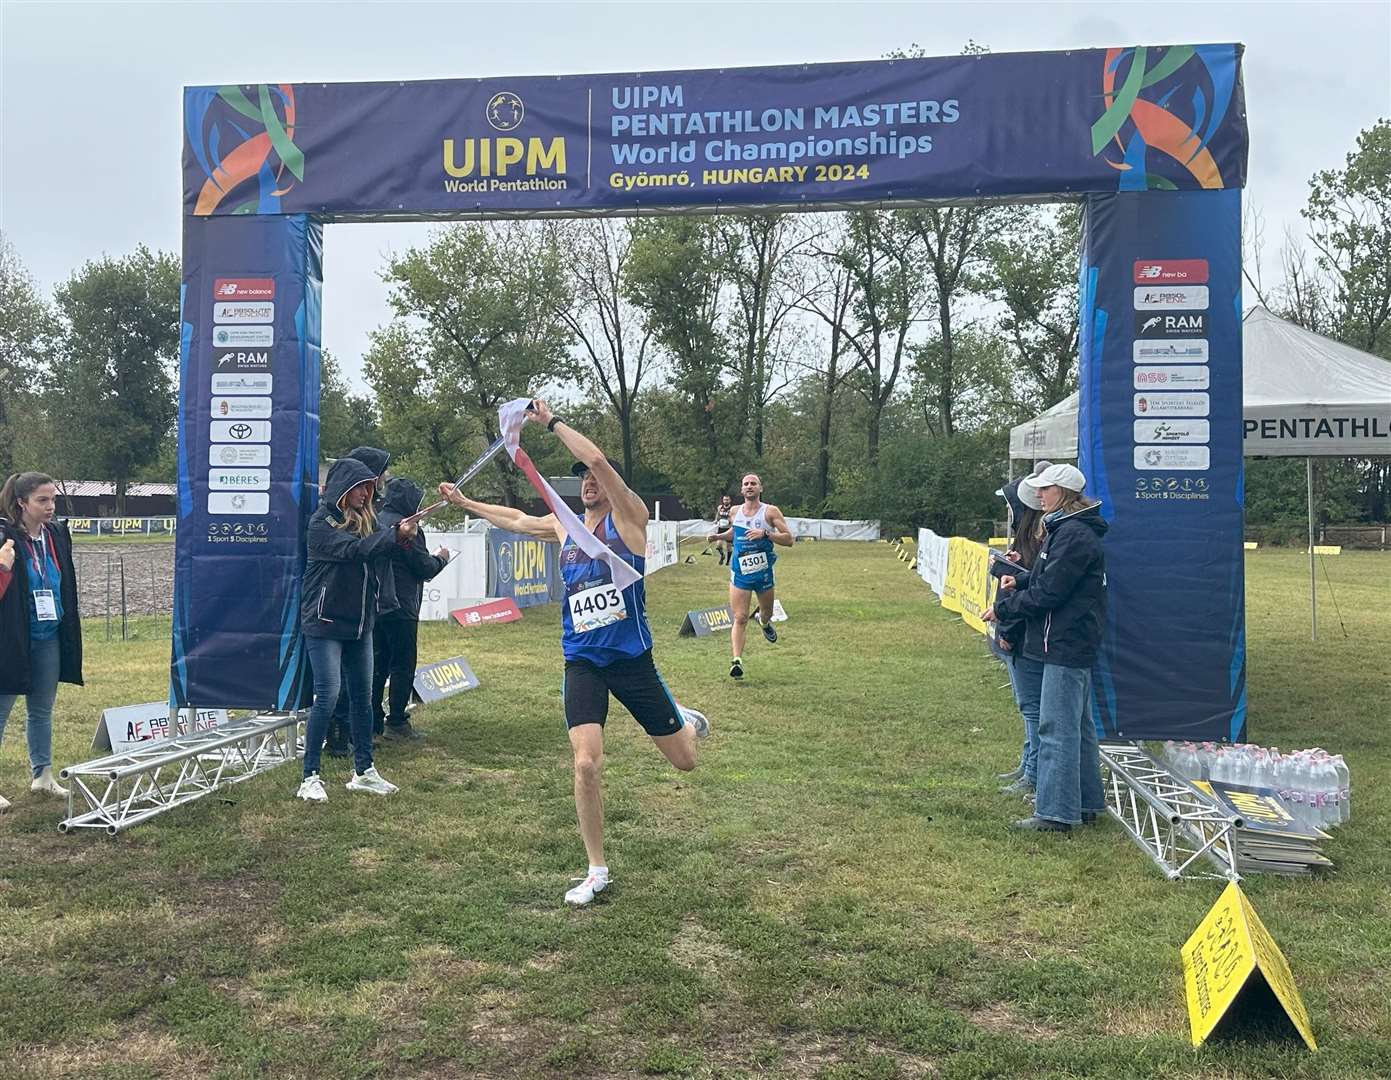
[{"left": 188, "top": 84, "right": 303, "bottom": 216}]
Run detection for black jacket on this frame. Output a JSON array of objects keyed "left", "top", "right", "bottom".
[
  {"left": 300, "top": 459, "right": 406, "bottom": 640},
  {"left": 0, "top": 518, "right": 83, "bottom": 694},
  {"left": 376, "top": 478, "right": 448, "bottom": 621},
  {"left": 993, "top": 502, "right": 1108, "bottom": 668},
  {"left": 996, "top": 478, "right": 1035, "bottom": 653}
]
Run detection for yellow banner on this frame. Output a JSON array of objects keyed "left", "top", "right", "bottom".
[
  {"left": 940, "top": 537, "right": 997, "bottom": 635},
  {"left": 1180, "top": 881, "right": 1317, "bottom": 1050}
]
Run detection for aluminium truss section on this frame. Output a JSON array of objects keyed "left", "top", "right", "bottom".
[
  {"left": 1099, "top": 741, "right": 1239, "bottom": 882},
  {"left": 58, "top": 711, "right": 304, "bottom": 835}
]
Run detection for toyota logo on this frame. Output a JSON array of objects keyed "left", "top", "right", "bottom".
[{"left": 229, "top": 423, "right": 253, "bottom": 440}]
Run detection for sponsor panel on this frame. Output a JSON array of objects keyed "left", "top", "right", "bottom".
[
  {"left": 209, "top": 468, "right": 271, "bottom": 491},
  {"left": 210, "top": 419, "right": 271, "bottom": 442},
  {"left": 1134, "top": 285, "right": 1210, "bottom": 310},
  {"left": 1134, "top": 312, "right": 1209, "bottom": 338},
  {"left": 212, "top": 324, "right": 274, "bottom": 348},
  {"left": 213, "top": 277, "right": 275, "bottom": 299},
  {"left": 212, "top": 396, "right": 272, "bottom": 419},
  {"left": 211, "top": 373, "right": 273, "bottom": 395},
  {"left": 1135, "top": 366, "right": 1211, "bottom": 390},
  {"left": 212, "top": 348, "right": 271, "bottom": 372},
  {"left": 207, "top": 492, "right": 271, "bottom": 515},
  {"left": 209, "top": 444, "right": 271, "bottom": 467},
  {"left": 1133, "top": 338, "right": 1209, "bottom": 362},
  {"left": 1133, "top": 445, "right": 1212, "bottom": 471},
  {"left": 1134, "top": 392, "right": 1210, "bottom": 417},
  {"left": 213, "top": 300, "right": 275, "bottom": 324},
  {"left": 1133, "top": 259, "right": 1208, "bottom": 283},
  {"left": 1134, "top": 419, "right": 1210, "bottom": 444}
]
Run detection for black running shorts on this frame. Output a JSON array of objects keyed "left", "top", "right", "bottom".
[{"left": 562, "top": 649, "right": 683, "bottom": 737}]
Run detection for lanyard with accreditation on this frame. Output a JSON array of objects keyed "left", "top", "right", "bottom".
[{"left": 25, "top": 528, "right": 59, "bottom": 622}]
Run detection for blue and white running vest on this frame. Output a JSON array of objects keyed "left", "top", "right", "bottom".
[
  {"left": 731, "top": 503, "right": 776, "bottom": 587},
  {"left": 560, "top": 513, "right": 651, "bottom": 664}
]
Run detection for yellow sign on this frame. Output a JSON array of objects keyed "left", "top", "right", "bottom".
[
  {"left": 1312, "top": 545, "right": 1341, "bottom": 556},
  {"left": 939, "top": 537, "right": 997, "bottom": 635},
  {"left": 1243, "top": 541, "right": 1259, "bottom": 550},
  {"left": 1180, "top": 882, "right": 1317, "bottom": 1050},
  {"left": 988, "top": 536, "right": 1010, "bottom": 547}
]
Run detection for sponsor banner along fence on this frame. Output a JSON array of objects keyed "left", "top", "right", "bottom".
[
  {"left": 676, "top": 518, "right": 880, "bottom": 541},
  {"left": 916, "top": 530, "right": 997, "bottom": 636},
  {"left": 65, "top": 517, "right": 177, "bottom": 536}
]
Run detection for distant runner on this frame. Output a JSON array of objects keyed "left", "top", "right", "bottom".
[
  {"left": 710, "top": 494, "right": 734, "bottom": 566},
  {"left": 438, "top": 399, "right": 709, "bottom": 907},
  {"left": 711, "top": 473, "right": 793, "bottom": 679}
]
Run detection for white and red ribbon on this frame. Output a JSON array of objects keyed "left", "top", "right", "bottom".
[{"left": 498, "top": 398, "right": 641, "bottom": 592}]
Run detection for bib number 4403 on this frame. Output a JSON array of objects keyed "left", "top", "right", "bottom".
[{"left": 568, "top": 582, "right": 628, "bottom": 634}]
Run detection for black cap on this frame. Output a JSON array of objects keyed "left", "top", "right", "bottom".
[{"left": 571, "top": 458, "right": 624, "bottom": 479}]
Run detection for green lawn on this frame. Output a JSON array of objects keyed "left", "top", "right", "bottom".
[{"left": 0, "top": 544, "right": 1387, "bottom": 1079}]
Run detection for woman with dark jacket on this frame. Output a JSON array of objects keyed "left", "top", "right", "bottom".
[
  {"left": 0, "top": 472, "right": 83, "bottom": 809},
  {"left": 297, "top": 458, "right": 416, "bottom": 803},
  {"left": 985, "top": 464, "right": 1107, "bottom": 833},
  {"left": 372, "top": 477, "right": 451, "bottom": 740},
  {"left": 994, "top": 464, "right": 1050, "bottom": 798}
]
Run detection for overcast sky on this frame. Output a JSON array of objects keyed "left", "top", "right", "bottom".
[{"left": 3, "top": 1, "right": 1388, "bottom": 390}]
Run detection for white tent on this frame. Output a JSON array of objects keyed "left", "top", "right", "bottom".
[
  {"left": 1008, "top": 306, "right": 1391, "bottom": 460},
  {"left": 1007, "top": 306, "right": 1391, "bottom": 638}
]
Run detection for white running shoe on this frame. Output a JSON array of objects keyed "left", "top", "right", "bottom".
[
  {"left": 296, "top": 774, "right": 328, "bottom": 802},
  {"left": 680, "top": 706, "right": 711, "bottom": 740},
  {"left": 346, "top": 766, "right": 399, "bottom": 796},
  {"left": 0, "top": 792, "right": 10, "bottom": 813},
  {"left": 564, "top": 873, "right": 609, "bottom": 906},
  {"left": 30, "top": 767, "right": 68, "bottom": 798}
]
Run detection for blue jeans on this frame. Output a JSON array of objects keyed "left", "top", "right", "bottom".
[
  {"left": 1008, "top": 654, "right": 1044, "bottom": 785},
  {"left": 1033, "top": 663, "right": 1105, "bottom": 826},
  {"left": 304, "top": 635, "right": 374, "bottom": 778},
  {"left": 0, "top": 636, "right": 61, "bottom": 777}
]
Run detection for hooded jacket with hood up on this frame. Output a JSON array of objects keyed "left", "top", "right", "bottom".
[
  {"left": 376, "top": 477, "right": 449, "bottom": 621},
  {"left": 300, "top": 458, "right": 406, "bottom": 640},
  {"left": 992, "top": 501, "right": 1108, "bottom": 668}
]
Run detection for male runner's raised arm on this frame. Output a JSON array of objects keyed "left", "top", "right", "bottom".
[
  {"left": 438, "top": 486, "right": 563, "bottom": 544},
  {"left": 528, "top": 399, "right": 649, "bottom": 549}
]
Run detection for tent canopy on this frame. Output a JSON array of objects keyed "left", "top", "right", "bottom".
[{"left": 1009, "top": 306, "right": 1391, "bottom": 459}]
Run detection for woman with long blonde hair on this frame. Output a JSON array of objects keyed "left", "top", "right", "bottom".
[
  {"left": 296, "top": 457, "right": 416, "bottom": 803},
  {"left": 1, "top": 471, "right": 83, "bottom": 810}
]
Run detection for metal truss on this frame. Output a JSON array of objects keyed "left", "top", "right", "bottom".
[
  {"left": 59, "top": 712, "right": 304, "bottom": 835},
  {"left": 1098, "top": 741, "right": 1239, "bottom": 881}
]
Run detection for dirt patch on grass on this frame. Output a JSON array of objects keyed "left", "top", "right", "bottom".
[
  {"left": 6, "top": 1028, "right": 213, "bottom": 1079},
  {"left": 669, "top": 916, "right": 739, "bottom": 980},
  {"left": 964, "top": 1001, "right": 1060, "bottom": 1040}
]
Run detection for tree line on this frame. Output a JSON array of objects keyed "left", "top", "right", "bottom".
[{"left": 1, "top": 119, "right": 1386, "bottom": 537}]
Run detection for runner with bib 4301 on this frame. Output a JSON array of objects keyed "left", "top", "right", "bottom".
[{"left": 711, "top": 473, "right": 793, "bottom": 680}]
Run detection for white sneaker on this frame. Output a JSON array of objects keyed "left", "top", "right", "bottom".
[
  {"left": 296, "top": 774, "right": 328, "bottom": 802},
  {"left": 346, "top": 766, "right": 398, "bottom": 796},
  {"left": 30, "top": 767, "right": 68, "bottom": 798},
  {"left": 564, "top": 873, "right": 609, "bottom": 906},
  {"left": 680, "top": 706, "right": 711, "bottom": 740},
  {"left": 0, "top": 792, "right": 10, "bottom": 813}
]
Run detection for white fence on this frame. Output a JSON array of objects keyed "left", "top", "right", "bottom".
[{"left": 676, "top": 517, "right": 880, "bottom": 541}]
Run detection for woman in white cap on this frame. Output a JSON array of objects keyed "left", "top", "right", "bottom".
[
  {"left": 984, "top": 463, "right": 1107, "bottom": 833},
  {"left": 994, "top": 461, "right": 1051, "bottom": 798}
]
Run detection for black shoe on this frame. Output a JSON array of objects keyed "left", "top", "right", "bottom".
[
  {"left": 325, "top": 740, "right": 350, "bottom": 759},
  {"left": 1012, "top": 816, "right": 1072, "bottom": 833},
  {"left": 762, "top": 621, "right": 778, "bottom": 644},
  {"left": 730, "top": 657, "right": 744, "bottom": 679},
  {"left": 1081, "top": 811, "right": 1101, "bottom": 825},
  {"left": 383, "top": 720, "right": 423, "bottom": 741}
]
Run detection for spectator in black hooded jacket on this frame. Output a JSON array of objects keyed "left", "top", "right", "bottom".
[
  {"left": 373, "top": 477, "right": 451, "bottom": 740},
  {"left": 326, "top": 446, "right": 392, "bottom": 757},
  {"left": 296, "top": 458, "right": 415, "bottom": 804}
]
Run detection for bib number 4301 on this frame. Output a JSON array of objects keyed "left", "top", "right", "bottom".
[
  {"left": 568, "top": 582, "right": 628, "bottom": 634},
  {"left": 738, "top": 551, "right": 769, "bottom": 575}
]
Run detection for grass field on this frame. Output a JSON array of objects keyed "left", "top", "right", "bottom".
[{"left": 0, "top": 544, "right": 1387, "bottom": 1079}]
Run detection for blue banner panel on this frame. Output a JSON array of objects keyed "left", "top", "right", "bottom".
[
  {"left": 183, "top": 45, "right": 1245, "bottom": 219},
  {"left": 1080, "top": 189, "right": 1246, "bottom": 743},
  {"left": 171, "top": 215, "right": 322, "bottom": 709},
  {"left": 486, "top": 529, "right": 563, "bottom": 610}
]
